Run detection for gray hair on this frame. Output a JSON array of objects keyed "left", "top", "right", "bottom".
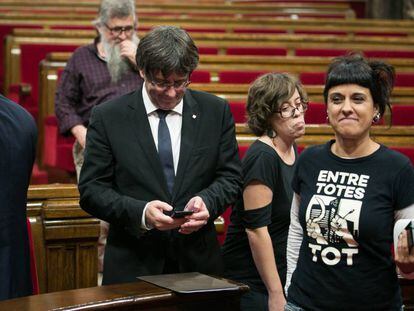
[
  {"left": 93, "top": 0, "right": 136, "bottom": 26},
  {"left": 136, "top": 26, "right": 199, "bottom": 80}
]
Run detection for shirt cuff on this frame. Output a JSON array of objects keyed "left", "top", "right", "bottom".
[{"left": 141, "top": 203, "right": 153, "bottom": 230}]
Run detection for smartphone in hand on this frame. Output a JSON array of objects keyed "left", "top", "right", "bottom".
[
  {"left": 406, "top": 221, "right": 414, "bottom": 252},
  {"left": 164, "top": 210, "right": 194, "bottom": 218}
]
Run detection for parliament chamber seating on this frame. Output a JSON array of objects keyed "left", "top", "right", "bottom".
[{"left": 1, "top": 3, "right": 413, "bottom": 305}]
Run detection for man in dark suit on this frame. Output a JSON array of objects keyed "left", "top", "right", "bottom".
[
  {"left": 78, "top": 26, "right": 242, "bottom": 285},
  {"left": 0, "top": 94, "right": 37, "bottom": 300}
]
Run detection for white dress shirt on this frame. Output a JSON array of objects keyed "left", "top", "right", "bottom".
[{"left": 141, "top": 83, "right": 183, "bottom": 229}]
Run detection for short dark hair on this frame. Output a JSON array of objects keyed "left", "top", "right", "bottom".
[
  {"left": 323, "top": 53, "right": 395, "bottom": 117},
  {"left": 136, "top": 26, "right": 199, "bottom": 81},
  {"left": 247, "top": 72, "right": 308, "bottom": 136},
  {"left": 94, "top": 0, "right": 136, "bottom": 26}
]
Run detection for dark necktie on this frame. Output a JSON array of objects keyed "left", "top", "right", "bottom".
[{"left": 157, "top": 109, "right": 175, "bottom": 194}]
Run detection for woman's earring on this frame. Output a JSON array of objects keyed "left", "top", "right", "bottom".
[
  {"left": 326, "top": 111, "right": 330, "bottom": 124},
  {"left": 372, "top": 113, "right": 381, "bottom": 123},
  {"left": 267, "top": 128, "right": 276, "bottom": 138}
]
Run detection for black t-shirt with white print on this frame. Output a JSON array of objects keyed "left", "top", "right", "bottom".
[{"left": 288, "top": 140, "right": 414, "bottom": 311}]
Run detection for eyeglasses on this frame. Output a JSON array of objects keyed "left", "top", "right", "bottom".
[
  {"left": 275, "top": 102, "right": 308, "bottom": 119},
  {"left": 150, "top": 79, "right": 191, "bottom": 91},
  {"left": 104, "top": 23, "right": 135, "bottom": 36}
]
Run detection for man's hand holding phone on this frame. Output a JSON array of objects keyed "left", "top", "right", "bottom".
[
  {"left": 179, "top": 196, "right": 210, "bottom": 235},
  {"left": 145, "top": 200, "right": 187, "bottom": 230}
]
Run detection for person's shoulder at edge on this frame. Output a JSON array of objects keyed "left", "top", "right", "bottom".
[{"left": 0, "top": 94, "right": 35, "bottom": 122}]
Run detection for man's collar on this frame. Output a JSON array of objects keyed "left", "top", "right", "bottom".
[{"left": 142, "top": 81, "right": 183, "bottom": 116}]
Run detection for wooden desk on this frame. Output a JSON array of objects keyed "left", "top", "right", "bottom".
[{"left": 0, "top": 279, "right": 248, "bottom": 310}]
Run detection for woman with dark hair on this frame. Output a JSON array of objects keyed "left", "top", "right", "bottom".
[
  {"left": 285, "top": 53, "right": 414, "bottom": 311},
  {"left": 222, "top": 73, "right": 308, "bottom": 311}
]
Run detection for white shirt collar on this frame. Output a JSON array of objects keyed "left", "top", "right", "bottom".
[{"left": 142, "top": 82, "right": 183, "bottom": 116}]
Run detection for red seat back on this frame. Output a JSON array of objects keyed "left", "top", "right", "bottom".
[
  {"left": 305, "top": 102, "right": 327, "bottom": 124},
  {"left": 392, "top": 105, "right": 414, "bottom": 125},
  {"left": 295, "top": 48, "right": 348, "bottom": 57},
  {"left": 226, "top": 47, "right": 287, "bottom": 56},
  {"left": 300, "top": 72, "right": 326, "bottom": 85},
  {"left": 229, "top": 101, "right": 246, "bottom": 123},
  {"left": 26, "top": 218, "right": 39, "bottom": 295},
  {"left": 395, "top": 73, "right": 414, "bottom": 87},
  {"left": 219, "top": 70, "right": 268, "bottom": 84},
  {"left": 190, "top": 70, "right": 211, "bottom": 83}
]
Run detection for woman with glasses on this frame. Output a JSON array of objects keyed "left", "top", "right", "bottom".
[
  {"left": 285, "top": 53, "right": 414, "bottom": 311},
  {"left": 222, "top": 73, "right": 308, "bottom": 311}
]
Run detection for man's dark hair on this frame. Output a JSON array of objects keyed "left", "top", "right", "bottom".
[{"left": 136, "top": 26, "right": 199, "bottom": 81}]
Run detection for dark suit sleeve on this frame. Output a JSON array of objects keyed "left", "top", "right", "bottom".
[
  {"left": 196, "top": 102, "right": 242, "bottom": 220},
  {"left": 78, "top": 106, "right": 146, "bottom": 238}
]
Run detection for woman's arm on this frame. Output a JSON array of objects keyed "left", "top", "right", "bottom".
[
  {"left": 244, "top": 181, "right": 286, "bottom": 311},
  {"left": 285, "top": 193, "right": 303, "bottom": 295}
]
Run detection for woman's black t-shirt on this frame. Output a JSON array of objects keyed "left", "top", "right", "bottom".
[{"left": 222, "top": 140, "right": 297, "bottom": 292}]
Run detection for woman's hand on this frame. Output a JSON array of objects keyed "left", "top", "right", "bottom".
[
  {"left": 395, "top": 229, "right": 414, "bottom": 274},
  {"left": 268, "top": 291, "right": 286, "bottom": 311}
]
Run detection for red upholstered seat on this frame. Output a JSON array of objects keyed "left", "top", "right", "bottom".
[
  {"left": 43, "top": 115, "right": 75, "bottom": 172},
  {"left": 355, "top": 31, "right": 407, "bottom": 37},
  {"left": 233, "top": 28, "right": 286, "bottom": 34},
  {"left": 395, "top": 73, "right": 414, "bottom": 87},
  {"left": 364, "top": 50, "right": 414, "bottom": 59},
  {"left": 229, "top": 101, "right": 246, "bottom": 123},
  {"left": 295, "top": 30, "right": 346, "bottom": 36},
  {"left": 9, "top": 43, "right": 79, "bottom": 121},
  {"left": 305, "top": 102, "right": 327, "bottom": 124},
  {"left": 219, "top": 70, "right": 268, "bottom": 84},
  {"left": 300, "top": 72, "right": 326, "bottom": 85},
  {"left": 31, "top": 163, "right": 48, "bottom": 184},
  {"left": 190, "top": 70, "right": 211, "bottom": 83},
  {"left": 26, "top": 218, "right": 39, "bottom": 295},
  {"left": 392, "top": 105, "right": 414, "bottom": 125},
  {"left": 0, "top": 24, "right": 42, "bottom": 91},
  {"left": 295, "top": 48, "right": 348, "bottom": 57},
  {"left": 390, "top": 147, "right": 414, "bottom": 164},
  {"left": 238, "top": 144, "right": 250, "bottom": 160},
  {"left": 184, "top": 27, "right": 226, "bottom": 33},
  {"left": 197, "top": 47, "right": 219, "bottom": 55},
  {"left": 226, "top": 47, "right": 287, "bottom": 56}
]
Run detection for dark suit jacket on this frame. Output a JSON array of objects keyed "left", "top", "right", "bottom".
[
  {"left": 79, "top": 87, "right": 242, "bottom": 285},
  {"left": 0, "top": 94, "right": 36, "bottom": 300}
]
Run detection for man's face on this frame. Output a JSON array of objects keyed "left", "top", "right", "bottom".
[
  {"left": 100, "top": 15, "right": 136, "bottom": 46},
  {"left": 141, "top": 71, "right": 190, "bottom": 110},
  {"left": 99, "top": 15, "right": 137, "bottom": 82}
]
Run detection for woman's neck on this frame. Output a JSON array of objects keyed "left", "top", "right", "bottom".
[
  {"left": 260, "top": 135, "right": 296, "bottom": 165},
  {"left": 332, "top": 135, "right": 379, "bottom": 159}
]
